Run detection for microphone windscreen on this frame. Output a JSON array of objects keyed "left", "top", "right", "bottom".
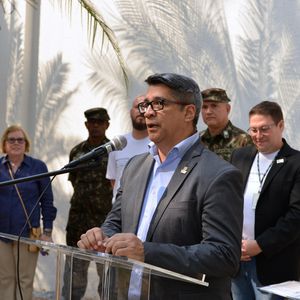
[{"left": 112, "top": 135, "right": 127, "bottom": 151}]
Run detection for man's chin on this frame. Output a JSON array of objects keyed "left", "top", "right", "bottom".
[
  {"left": 205, "top": 120, "right": 217, "bottom": 127},
  {"left": 255, "top": 143, "right": 268, "bottom": 153},
  {"left": 147, "top": 131, "right": 159, "bottom": 142},
  {"left": 90, "top": 133, "right": 104, "bottom": 140}
]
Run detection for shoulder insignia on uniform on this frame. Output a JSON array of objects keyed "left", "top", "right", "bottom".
[{"left": 223, "top": 130, "right": 229, "bottom": 139}]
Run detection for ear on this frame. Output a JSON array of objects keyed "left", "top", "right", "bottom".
[
  {"left": 226, "top": 103, "right": 231, "bottom": 114},
  {"left": 105, "top": 121, "right": 110, "bottom": 129},
  {"left": 278, "top": 119, "right": 284, "bottom": 131},
  {"left": 184, "top": 104, "right": 196, "bottom": 123},
  {"left": 84, "top": 121, "right": 88, "bottom": 129}
]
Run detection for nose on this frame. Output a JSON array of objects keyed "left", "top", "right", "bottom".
[
  {"left": 205, "top": 107, "right": 213, "bottom": 114},
  {"left": 143, "top": 104, "right": 155, "bottom": 117},
  {"left": 254, "top": 130, "right": 265, "bottom": 139}
]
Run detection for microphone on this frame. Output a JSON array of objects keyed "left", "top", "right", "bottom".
[{"left": 63, "top": 135, "right": 127, "bottom": 169}]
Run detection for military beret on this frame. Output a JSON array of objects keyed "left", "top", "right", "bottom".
[
  {"left": 201, "top": 88, "right": 231, "bottom": 103},
  {"left": 84, "top": 107, "right": 110, "bottom": 121}
]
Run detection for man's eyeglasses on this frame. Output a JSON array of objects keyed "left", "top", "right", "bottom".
[
  {"left": 247, "top": 124, "right": 275, "bottom": 135},
  {"left": 6, "top": 137, "right": 26, "bottom": 144},
  {"left": 137, "top": 98, "right": 188, "bottom": 114}
]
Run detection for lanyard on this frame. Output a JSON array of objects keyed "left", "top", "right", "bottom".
[{"left": 256, "top": 153, "right": 274, "bottom": 193}]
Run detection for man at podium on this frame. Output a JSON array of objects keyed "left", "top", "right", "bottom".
[{"left": 78, "top": 73, "right": 244, "bottom": 300}]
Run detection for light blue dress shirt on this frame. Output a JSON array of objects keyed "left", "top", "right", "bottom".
[{"left": 137, "top": 132, "right": 199, "bottom": 242}]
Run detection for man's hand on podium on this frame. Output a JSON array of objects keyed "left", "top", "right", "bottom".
[
  {"left": 77, "top": 227, "right": 108, "bottom": 252},
  {"left": 103, "top": 233, "right": 144, "bottom": 262},
  {"left": 77, "top": 228, "right": 145, "bottom": 262}
]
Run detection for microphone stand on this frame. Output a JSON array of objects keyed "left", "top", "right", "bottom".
[{"left": 0, "top": 159, "right": 101, "bottom": 187}]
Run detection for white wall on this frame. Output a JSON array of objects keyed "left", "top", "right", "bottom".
[{"left": 1, "top": 0, "right": 300, "bottom": 296}]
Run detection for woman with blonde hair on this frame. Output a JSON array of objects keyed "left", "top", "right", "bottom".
[{"left": 0, "top": 124, "right": 57, "bottom": 300}]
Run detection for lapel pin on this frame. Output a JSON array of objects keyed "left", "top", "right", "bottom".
[
  {"left": 276, "top": 158, "right": 284, "bottom": 164},
  {"left": 181, "top": 166, "right": 188, "bottom": 174}
]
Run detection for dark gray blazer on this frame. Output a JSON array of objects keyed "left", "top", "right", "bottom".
[
  {"left": 231, "top": 140, "right": 300, "bottom": 285},
  {"left": 102, "top": 139, "right": 244, "bottom": 299}
]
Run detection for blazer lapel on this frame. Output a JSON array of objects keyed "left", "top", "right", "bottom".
[
  {"left": 260, "top": 142, "right": 294, "bottom": 195},
  {"left": 146, "top": 143, "right": 201, "bottom": 241},
  {"left": 260, "top": 157, "right": 285, "bottom": 195},
  {"left": 240, "top": 147, "right": 257, "bottom": 191}
]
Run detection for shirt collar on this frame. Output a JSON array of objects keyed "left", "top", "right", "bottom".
[
  {"left": 1, "top": 154, "right": 29, "bottom": 167},
  {"left": 148, "top": 132, "right": 199, "bottom": 161}
]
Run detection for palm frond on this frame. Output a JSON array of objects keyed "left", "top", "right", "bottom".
[
  {"left": 50, "top": 0, "right": 128, "bottom": 87},
  {"left": 85, "top": 49, "right": 132, "bottom": 133},
  {"left": 34, "top": 53, "right": 78, "bottom": 156},
  {"left": 114, "top": 1, "right": 239, "bottom": 96},
  {"left": 80, "top": 0, "right": 128, "bottom": 85},
  {"left": 232, "top": 0, "right": 300, "bottom": 142}
]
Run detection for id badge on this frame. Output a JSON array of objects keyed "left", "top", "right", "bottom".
[{"left": 252, "top": 193, "right": 260, "bottom": 209}]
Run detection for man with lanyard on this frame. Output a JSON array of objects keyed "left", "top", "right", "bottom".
[{"left": 230, "top": 101, "right": 300, "bottom": 299}]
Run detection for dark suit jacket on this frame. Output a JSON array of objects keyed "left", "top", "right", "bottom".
[
  {"left": 230, "top": 140, "right": 300, "bottom": 285},
  {"left": 102, "top": 139, "right": 244, "bottom": 299}
]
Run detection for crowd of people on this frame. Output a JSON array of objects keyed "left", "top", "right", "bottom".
[{"left": 0, "top": 72, "right": 299, "bottom": 300}]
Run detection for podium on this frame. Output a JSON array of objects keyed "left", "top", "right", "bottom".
[{"left": 0, "top": 232, "right": 208, "bottom": 299}]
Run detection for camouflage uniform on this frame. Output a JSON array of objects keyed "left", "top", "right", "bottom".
[
  {"left": 66, "top": 138, "right": 112, "bottom": 243},
  {"left": 63, "top": 138, "right": 112, "bottom": 299},
  {"left": 200, "top": 121, "right": 253, "bottom": 161}
]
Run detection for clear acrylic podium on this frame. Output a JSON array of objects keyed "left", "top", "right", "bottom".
[{"left": 0, "top": 232, "right": 208, "bottom": 299}]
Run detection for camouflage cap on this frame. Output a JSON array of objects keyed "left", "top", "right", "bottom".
[
  {"left": 84, "top": 107, "right": 110, "bottom": 121},
  {"left": 201, "top": 88, "right": 231, "bottom": 103}
]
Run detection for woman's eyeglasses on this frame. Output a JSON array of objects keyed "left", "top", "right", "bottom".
[{"left": 6, "top": 138, "right": 26, "bottom": 144}]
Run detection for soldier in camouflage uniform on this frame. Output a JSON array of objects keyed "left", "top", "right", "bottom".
[
  {"left": 62, "top": 107, "right": 113, "bottom": 300},
  {"left": 200, "top": 88, "right": 253, "bottom": 161}
]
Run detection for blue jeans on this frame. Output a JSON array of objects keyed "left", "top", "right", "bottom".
[{"left": 231, "top": 258, "right": 284, "bottom": 300}]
